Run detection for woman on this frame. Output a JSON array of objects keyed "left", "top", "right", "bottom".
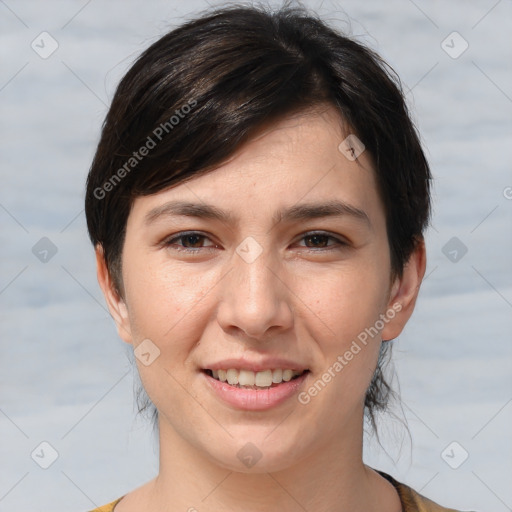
[{"left": 85, "top": 3, "right": 472, "bottom": 511}]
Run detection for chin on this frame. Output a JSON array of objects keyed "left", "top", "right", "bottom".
[{"left": 204, "top": 427, "right": 311, "bottom": 474}]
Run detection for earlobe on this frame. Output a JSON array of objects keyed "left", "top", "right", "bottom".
[
  {"left": 95, "top": 245, "right": 133, "bottom": 345},
  {"left": 381, "top": 238, "right": 427, "bottom": 342}
]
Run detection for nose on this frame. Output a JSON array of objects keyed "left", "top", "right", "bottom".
[{"left": 216, "top": 242, "right": 294, "bottom": 341}]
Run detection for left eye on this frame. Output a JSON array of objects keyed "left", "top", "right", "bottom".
[
  {"left": 163, "top": 231, "right": 345, "bottom": 252},
  {"left": 298, "top": 233, "right": 344, "bottom": 249}
]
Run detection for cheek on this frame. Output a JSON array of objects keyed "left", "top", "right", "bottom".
[
  {"left": 301, "top": 265, "right": 390, "bottom": 347},
  {"left": 121, "top": 255, "right": 230, "bottom": 408},
  {"left": 295, "top": 264, "right": 390, "bottom": 407},
  {"left": 123, "top": 253, "right": 218, "bottom": 340},
  {"left": 122, "top": 259, "right": 220, "bottom": 410}
]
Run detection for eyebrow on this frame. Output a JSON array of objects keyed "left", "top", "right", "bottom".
[{"left": 144, "top": 199, "right": 371, "bottom": 229}]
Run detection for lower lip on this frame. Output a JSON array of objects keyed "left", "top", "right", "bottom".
[{"left": 202, "top": 371, "right": 309, "bottom": 411}]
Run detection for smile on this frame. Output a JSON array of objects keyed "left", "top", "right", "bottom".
[
  {"left": 205, "top": 368, "right": 306, "bottom": 388},
  {"left": 202, "top": 368, "right": 310, "bottom": 410}
]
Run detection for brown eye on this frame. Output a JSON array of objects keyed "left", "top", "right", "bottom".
[
  {"left": 304, "top": 234, "right": 330, "bottom": 248},
  {"left": 298, "top": 232, "right": 346, "bottom": 250},
  {"left": 164, "top": 231, "right": 216, "bottom": 252},
  {"left": 180, "top": 234, "right": 206, "bottom": 248}
]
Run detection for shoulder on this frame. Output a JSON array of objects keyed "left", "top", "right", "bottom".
[
  {"left": 376, "top": 470, "right": 476, "bottom": 512},
  {"left": 88, "top": 497, "right": 124, "bottom": 512}
]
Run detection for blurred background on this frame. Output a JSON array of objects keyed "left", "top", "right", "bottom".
[{"left": 0, "top": 0, "right": 511, "bottom": 510}]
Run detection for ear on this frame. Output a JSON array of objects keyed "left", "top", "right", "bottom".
[
  {"left": 95, "top": 245, "right": 133, "bottom": 345},
  {"left": 381, "top": 237, "right": 427, "bottom": 342}
]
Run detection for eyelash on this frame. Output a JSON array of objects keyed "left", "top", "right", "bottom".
[{"left": 163, "top": 231, "right": 348, "bottom": 254}]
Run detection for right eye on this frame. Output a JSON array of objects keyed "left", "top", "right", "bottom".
[{"left": 163, "top": 231, "right": 218, "bottom": 253}]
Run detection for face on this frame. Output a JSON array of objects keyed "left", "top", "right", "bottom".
[{"left": 98, "top": 106, "right": 424, "bottom": 473}]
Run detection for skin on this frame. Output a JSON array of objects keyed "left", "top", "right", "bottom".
[{"left": 97, "top": 105, "right": 426, "bottom": 512}]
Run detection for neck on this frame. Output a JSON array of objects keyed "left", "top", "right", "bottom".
[{"left": 144, "top": 415, "right": 396, "bottom": 512}]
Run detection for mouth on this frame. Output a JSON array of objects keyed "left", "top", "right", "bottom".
[
  {"left": 202, "top": 368, "right": 309, "bottom": 390},
  {"left": 201, "top": 360, "right": 311, "bottom": 410}
]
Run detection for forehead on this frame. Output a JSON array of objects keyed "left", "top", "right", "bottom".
[{"left": 127, "top": 106, "right": 385, "bottom": 231}]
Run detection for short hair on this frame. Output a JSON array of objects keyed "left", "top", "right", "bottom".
[{"left": 85, "top": 2, "right": 432, "bottom": 429}]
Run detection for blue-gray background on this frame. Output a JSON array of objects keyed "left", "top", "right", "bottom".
[{"left": 1, "top": 1, "right": 511, "bottom": 510}]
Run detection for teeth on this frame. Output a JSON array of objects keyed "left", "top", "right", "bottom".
[
  {"left": 272, "top": 369, "right": 282, "bottom": 383},
  {"left": 226, "top": 369, "right": 238, "bottom": 385},
  {"left": 255, "top": 369, "right": 272, "bottom": 387},
  {"left": 282, "top": 369, "right": 293, "bottom": 382},
  {"left": 208, "top": 368, "right": 305, "bottom": 388},
  {"left": 238, "top": 369, "right": 255, "bottom": 386}
]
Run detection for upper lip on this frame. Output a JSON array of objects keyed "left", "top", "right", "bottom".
[{"left": 203, "top": 357, "right": 309, "bottom": 373}]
